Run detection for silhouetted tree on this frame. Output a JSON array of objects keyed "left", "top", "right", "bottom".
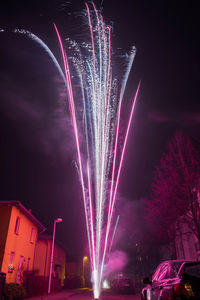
[{"left": 146, "top": 132, "right": 200, "bottom": 253}]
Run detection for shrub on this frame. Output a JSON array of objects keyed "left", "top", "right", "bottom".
[{"left": 3, "top": 283, "right": 26, "bottom": 300}]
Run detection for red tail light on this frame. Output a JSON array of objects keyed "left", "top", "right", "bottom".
[{"left": 173, "top": 282, "right": 195, "bottom": 297}]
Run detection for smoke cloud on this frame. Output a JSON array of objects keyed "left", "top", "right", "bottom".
[{"left": 104, "top": 250, "right": 128, "bottom": 278}]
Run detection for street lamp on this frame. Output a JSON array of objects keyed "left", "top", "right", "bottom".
[
  {"left": 48, "top": 217, "right": 63, "bottom": 294},
  {"left": 83, "top": 256, "right": 88, "bottom": 288}
]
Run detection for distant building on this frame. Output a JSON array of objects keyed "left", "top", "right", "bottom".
[
  {"left": 64, "top": 259, "right": 85, "bottom": 289},
  {"left": 34, "top": 235, "right": 66, "bottom": 287},
  {"left": 66, "top": 261, "right": 79, "bottom": 279},
  {"left": 175, "top": 218, "right": 199, "bottom": 261},
  {"left": 0, "top": 201, "right": 45, "bottom": 283},
  {"left": 174, "top": 188, "right": 200, "bottom": 261}
]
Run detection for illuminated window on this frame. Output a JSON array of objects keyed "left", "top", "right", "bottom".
[
  {"left": 14, "top": 217, "right": 20, "bottom": 234},
  {"left": 8, "top": 252, "right": 15, "bottom": 273},
  {"left": 30, "top": 228, "right": 34, "bottom": 243}
]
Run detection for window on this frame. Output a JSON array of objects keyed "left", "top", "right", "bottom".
[
  {"left": 168, "top": 262, "right": 182, "bottom": 278},
  {"left": 30, "top": 228, "right": 34, "bottom": 243},
  {"left": 16, "top": 256, "right": 24, "bottom": 284},
  {"left": 172, "top": 261, "right": 183, "bottom": 274},
  {"left": 9, "top": 252, "right": 15, "bottom": 264},
  {"left": 183, "top": 263, "right": 200, "bottom": 278},
  {"left": 14, "top": 217, "right": 20, "bottom": 234},
  {"left": 8, "top": 252, "right": 15, "bottom": 273},
  {"left": 54, "top": 264, "right": 61, "bottom": 279},
  {"left": 168, "top": 266, "right": 177, "bottom": 278},
  {"left": 152, "top": 264, "right": 168, "bottom": 281},
  {"left": 27, "top": 258, "right": 31, "bottom": 271}
]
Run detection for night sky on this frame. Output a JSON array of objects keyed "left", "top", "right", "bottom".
[{"left": 0, "top": 0, "right": 199, "bottom": 260}]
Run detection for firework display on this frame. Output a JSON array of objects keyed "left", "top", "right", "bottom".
[
  {"left": 1, "top": 2, "right": 139, "bottom": 298},
  {"left": 54, "top": 3, "right": 139, "bottom": 298}
]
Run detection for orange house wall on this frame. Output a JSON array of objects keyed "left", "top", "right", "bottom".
[
  {"left": 1, "top": 206, "right": 38, "bottom": 283},
  {"left": 53, "top": 243, "right": 66, "bottom": 286},
  {"left": 34, "top": 239, "right": 51, "bottom": 277},
  {"left": 34, "top": 239, "right": 66, "bottom": 286}
]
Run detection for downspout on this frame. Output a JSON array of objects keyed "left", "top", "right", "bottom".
[{"left": 44, "top": 239, "right": 48, "bottom": 277}]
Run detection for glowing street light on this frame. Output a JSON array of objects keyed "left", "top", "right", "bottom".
[
  {"left": 83, "top": 256, "right": 88, "bottom": 288},
  {"left": 48, "top": 217, "right": 63, "bottom": 294}
]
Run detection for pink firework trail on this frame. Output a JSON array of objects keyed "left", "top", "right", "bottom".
[{"left": 54, "top": 3, "right": 139, "bottom": 299}]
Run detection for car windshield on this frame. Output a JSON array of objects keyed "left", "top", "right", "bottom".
[{"left": 183, "top": 263, "right": 200, "bottom": 278}]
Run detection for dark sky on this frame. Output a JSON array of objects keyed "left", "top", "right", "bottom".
[{"left": 0, "top": 0, "right": 199, "bottom": 259}]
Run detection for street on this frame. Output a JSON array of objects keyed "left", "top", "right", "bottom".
[
  {"left": 26, "top": 289, "right": 141, "bottom": 300},
  {"left": 68, "top": 290, "right": 141, "bottom": 300}
]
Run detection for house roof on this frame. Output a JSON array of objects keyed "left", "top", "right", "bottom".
[
  {"left": 0, "top": 200, "right": 46, "bottom": 232},
  {"left": 38, "top": 234, "right": 66, "bottom": 251}
]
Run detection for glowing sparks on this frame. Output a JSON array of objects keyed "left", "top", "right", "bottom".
[{"left": 53, "top": 3, "right": 139, "bottom": 298}]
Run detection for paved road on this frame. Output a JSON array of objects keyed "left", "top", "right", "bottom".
[
  {"left": 27, "top": 289, "right": 141, "bottom": 300},
  {"left": 68, "top": 290, "right": 141, "bottom": 300}
]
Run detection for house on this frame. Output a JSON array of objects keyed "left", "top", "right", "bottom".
[
  {"left": 33, "top": 234, "right": 66, "bottom": 289},
  {"left": 65, "top": 257, "right": 87, "bottom": 289},
  {"left": 175, "top": 218, "right": 199, "bottom": 261},
  {"left": 0, "top": 201, "right": 45, "bottom": 284}
]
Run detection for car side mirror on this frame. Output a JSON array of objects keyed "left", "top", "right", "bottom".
[{"left": 143, "top": 277, "right": 152, "bottom": 284}]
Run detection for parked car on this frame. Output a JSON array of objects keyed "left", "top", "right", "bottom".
[
  {"left": 111, "top": 275, "right": 135, "bottom": 294},
  {"left": 141, "top": 260, "right": 200, "bottom": 300}
]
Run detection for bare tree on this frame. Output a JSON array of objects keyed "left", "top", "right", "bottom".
[{"left": 146, "top": 132, "right": 200, "bottom": 250}]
